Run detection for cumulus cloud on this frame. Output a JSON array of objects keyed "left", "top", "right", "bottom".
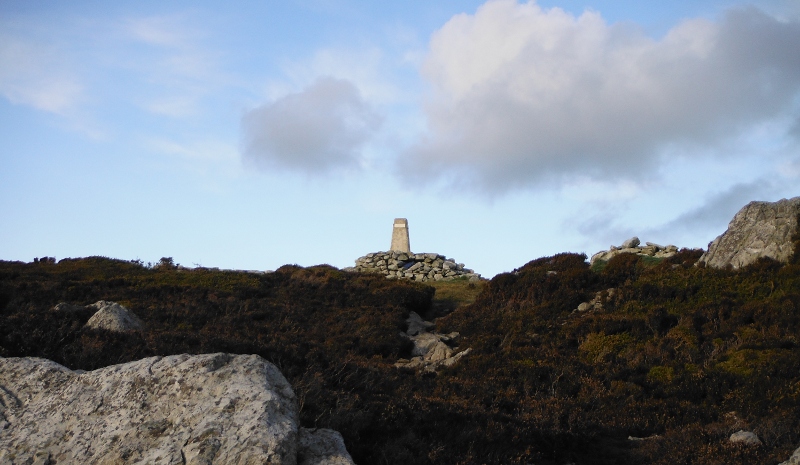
[
  {"left": 399, "top": 1, "right": 800, "bottom": 193},
  {"left": 241, "top": 77, "right": 382, "bottom": 174}
]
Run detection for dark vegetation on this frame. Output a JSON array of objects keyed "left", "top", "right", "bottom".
[{"left": 2, "top": 242, "right": 800, "bottom": 464}]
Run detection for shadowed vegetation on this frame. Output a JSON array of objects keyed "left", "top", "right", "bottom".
[{"left": 2, "top": 248, "right": 800, "bottom": 464}]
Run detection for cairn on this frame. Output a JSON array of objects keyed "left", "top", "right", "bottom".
[
  {"left": 349, "top": 251, "right": 481, "bottom": 282},
  {"left": 345, "top": 218, "right": 481, "bottom": 282}
]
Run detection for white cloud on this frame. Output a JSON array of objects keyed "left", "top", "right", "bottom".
[
  {"left": 241, "top": 77, "right": 383, "bottom": 174},
  {"left": 0, "top": 34, "right": 82, "bottom": 114},
  {"left": 399, "top": 1, "right": 800, "bottom": 194}
]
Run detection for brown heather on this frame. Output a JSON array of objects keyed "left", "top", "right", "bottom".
[{"left": 2, "top": 240, "right": 800, "bottom": 464}]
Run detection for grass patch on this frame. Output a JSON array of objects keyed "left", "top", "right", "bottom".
[{"left": 425, "top": 277, "right": 486, "bottom": 318}]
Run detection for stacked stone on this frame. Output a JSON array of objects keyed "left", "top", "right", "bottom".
[
  {"left": 349, "top": 251, "right": 482, "bottom": 282},
  {"left": 590, "top": 236, "right": 679, "bottom": 265}
]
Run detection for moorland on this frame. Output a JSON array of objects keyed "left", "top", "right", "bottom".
[{"left": 2, "top": 240, "right": 800, "bottom": 464}]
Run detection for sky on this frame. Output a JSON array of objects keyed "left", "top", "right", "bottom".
[{"left": 1, "top": 0, "right": 799, "bottom": 278}]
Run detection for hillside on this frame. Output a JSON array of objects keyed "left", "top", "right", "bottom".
[{"left": 1, "top": 237, "right": 800, "bottom": 463}]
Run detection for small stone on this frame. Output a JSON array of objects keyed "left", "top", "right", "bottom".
[{"left": 729, "top": 430, "right": 762, "bottom": 446}]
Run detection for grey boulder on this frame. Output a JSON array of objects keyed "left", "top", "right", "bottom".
[
  {"left": 621, "top": 236, "right": 641, "bottom": 248},
  {"left": 728, "top": 430, "right": 762, "bottom": 446},
  {"left": 0, "top": 353, "right": 354, "bottom": 465},
  {"left": 699, "top": 196, "right": 800, "bottom": 269},
  {"left": 84, "top": 300, "right": 145, "bottom": 332}
]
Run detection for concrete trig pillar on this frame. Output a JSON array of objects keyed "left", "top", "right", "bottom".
[{"left": 390, "top": 218, "right": 410, "bottom": 253}]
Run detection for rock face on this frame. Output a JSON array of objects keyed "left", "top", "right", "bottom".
[
  {"left": 0, "top": 353, "right": 354, "bottom": 465},
  {"left": 84, "top": 300, "right": 145, "bottom": 332},
  {"left": 591, "top": 238, "right": 679, "bottom": 265},
  {"left": 698, "top": 197, "right": 800, "bottom": 269},
  {"left": 395, "top": 312, "right": 470, "bottom": 372},
  {"left": 347, "top": 251, "right": 482, "bottom": 282}
]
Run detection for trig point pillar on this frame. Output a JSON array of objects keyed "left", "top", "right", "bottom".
[{"left": 390, "top": 218, "right": 411, "bottom": 253}]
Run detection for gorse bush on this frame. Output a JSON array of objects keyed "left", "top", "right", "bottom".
[{"left": 1, "top": 252, "right": 800, "bottom": 464}]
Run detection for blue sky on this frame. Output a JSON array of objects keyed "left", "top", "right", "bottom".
[{"left": 1, "top": 0, "right": 799, "bottom": 277}]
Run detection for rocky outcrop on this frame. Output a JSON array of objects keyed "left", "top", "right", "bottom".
[
  {"left": 591, "top": 237, "right": 679, "bottom": 265},
  {"left": 395, "top": 312, "right": 470, "bottom": 372},
  {"left": 698, "top": 197, "right": 800, "bottom": 269},
  {"left": 347, "top": 251, "right": 481, "bottom": 282},
  {"left": 84, "top": 300, "right": 145, "bottom": 332},
  {"left": 0, "top": 353, "right": 354, "bottom": 465}
]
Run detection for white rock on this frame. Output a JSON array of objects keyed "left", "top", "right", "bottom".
[
  {"left": 621, "top": 237, "right": 641, "bottom": 248},
  {"left": 699, "top": 197, "right": 800, "bottom": 269},
  {"left": 0, "top": 354, "right": 354, "bottom": 465},
  {"left": 298, "top": 428, "right": 355, "bottom": 465},
  {"left": 397, "top": 313, "right": 469, "bottom": 372},
  {"left": 84, "top": 300, "right": 145, "bottom": 332},
  {"left": 729, "top": 430, "right": 762, "bottom": 446}
]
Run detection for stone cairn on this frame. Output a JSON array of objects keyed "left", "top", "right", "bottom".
[
  {"left": 351, "top": 251, "right": 481, "bottom": 282},
  {"left": 590, "top": 236, "right": 679, "bottom": 265},
  {"left": 346, "top": 218, "right": 482, "bottom": 282}
]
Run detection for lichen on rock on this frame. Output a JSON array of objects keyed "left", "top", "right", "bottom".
[
  {"left": 0, "top": 353, "right": 354, "bottom": 465},
  {"left": 698, "top": 196, "right": 800, "bottom": 269}
]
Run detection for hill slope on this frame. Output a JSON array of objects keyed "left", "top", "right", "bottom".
[{"left": 2, "top": 247, "right": 800, "bottom": 464}]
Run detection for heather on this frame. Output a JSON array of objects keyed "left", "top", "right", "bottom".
[{"left": 2, "top": 247, "right": 800, "bottom": 464}]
